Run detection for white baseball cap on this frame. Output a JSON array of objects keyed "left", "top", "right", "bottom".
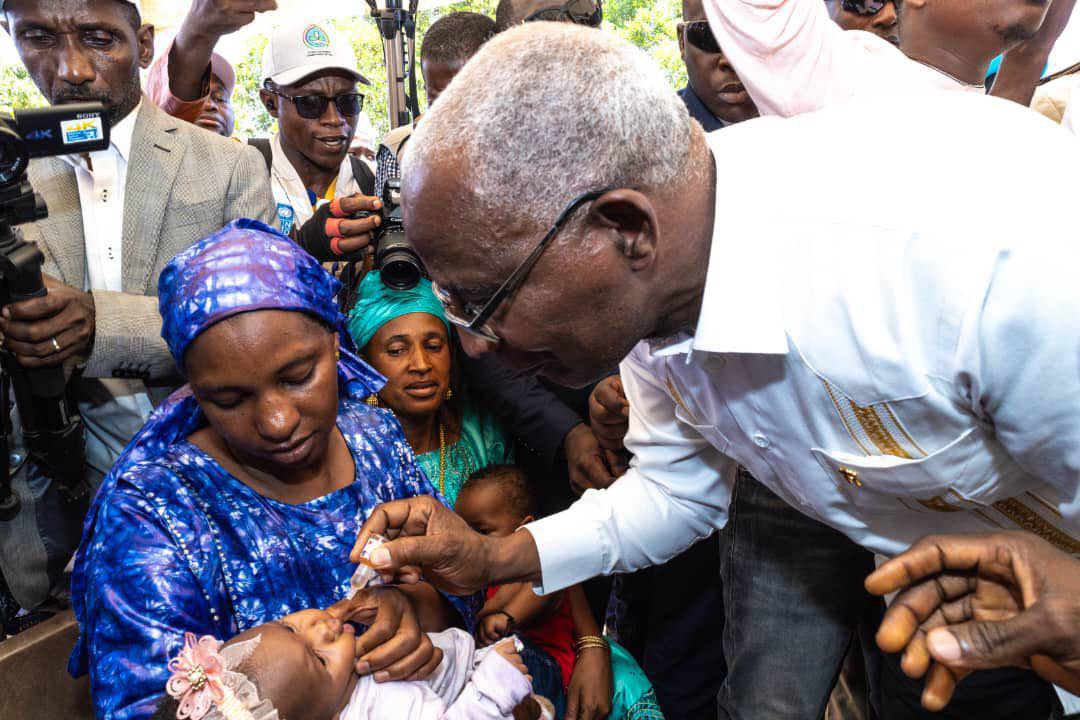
[{"left": 261, "top": 22, "right": 369, "bottom": 88}]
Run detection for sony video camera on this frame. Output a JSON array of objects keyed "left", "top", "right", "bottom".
[{"left": 0, "top": 102, "right": 110, "bottom": 520}]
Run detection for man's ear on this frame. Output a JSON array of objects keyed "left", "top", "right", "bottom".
[
  {"left": 588, "top": 189, "right": 659, "bottom": 272},
  {"left": 259, "top": 89, "right": 280, "bottom": 118},
  {"left": 676, "top": 22, "right": 686, "bottom": 55},
  {"left": 138, "top": 24, "right": 155, "bottom": 69}
]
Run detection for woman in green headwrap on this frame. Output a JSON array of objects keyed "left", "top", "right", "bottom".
[{"left": 347, "top": 271, "right": 512, "bottom": 505}]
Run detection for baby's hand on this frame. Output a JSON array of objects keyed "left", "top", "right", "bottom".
[
  {"left": 495, "top": 639, "right": 531, "bottom": 681},
  {"left": 477, "top": 612, "right": 513, "bottom": 646}
]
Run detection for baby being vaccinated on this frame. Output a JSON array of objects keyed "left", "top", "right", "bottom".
[{"left": 152, "top": 537, "right": 547, "bottom": 720}]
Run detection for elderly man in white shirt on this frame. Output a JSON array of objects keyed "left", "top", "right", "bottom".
[{"left": 351, "top": 25, "right": 1080, "bottom": 719}]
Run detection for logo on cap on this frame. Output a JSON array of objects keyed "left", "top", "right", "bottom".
[{"left": 303, "top": 25, "right": 331, "bottom": 50}]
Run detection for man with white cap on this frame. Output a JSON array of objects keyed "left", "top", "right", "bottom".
[
  {"left": 0, "top": 0, "right": 274, "bottom": 619},
  {"left": 256, "top": 21, "right": 378, "bottom": 237}
]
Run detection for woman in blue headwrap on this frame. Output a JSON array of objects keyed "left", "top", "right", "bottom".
[
  {"left": 71, "top": 220, "right": 477, "bottom": 720},
  {"left": 347, "top": 271, "right": 512, "bottom": 506}
]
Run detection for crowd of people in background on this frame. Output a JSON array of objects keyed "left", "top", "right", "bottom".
[{"left": 0, "top": 0, "right": 1078, "bottom": 719}]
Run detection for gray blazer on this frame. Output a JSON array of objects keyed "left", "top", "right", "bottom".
[{"left": 23, "top": 99, "right": 276, "bottom": 383}]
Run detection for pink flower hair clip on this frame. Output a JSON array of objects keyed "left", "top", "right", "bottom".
[
  {"left": 167, "top": 633, "right": 228, "bottom": 720},
  {"left": 164, "top": 632, "right": 276, "bottom": 720}
]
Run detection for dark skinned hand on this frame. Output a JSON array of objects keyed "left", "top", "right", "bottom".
[
  {"left": 565, "top": 423, "right": 616, "bottom": 496},
  {"left": 326, "top": 586, "right": 443, "bottom": 682},
  {"left": 352, "top": 495, "right": 499, "bottom": 596},
  {"left": 476, "top": 612, "right": 513, "bottom": 647},
  {"left": 325, "top": 194, "right": 383, "bottom": 256},
  {"left": 588, "top": 374, "right": 631, "bottom": 476},
  {"left": 0, "top": 274, "right": 94, "bottom": 369},
  {"left": 184, "top": 0, "right": 278, "bottom": 38},
  {"left": 566, "top": 646, "right": 613, "bottom": 720},
  {"left": 866, "top": 532, "right": 1080, "bottom": 712}
]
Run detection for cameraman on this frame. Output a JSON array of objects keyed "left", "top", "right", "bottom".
[{"left": 0, "top": 0, "right": 274, "bottom": 616}]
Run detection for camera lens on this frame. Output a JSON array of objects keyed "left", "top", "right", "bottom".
[
  {"left": 0, "top": 121, "right": 29, "bottom": 189},
  {"left": 380, "top": 250, "right": 423, "bottom": 290}
]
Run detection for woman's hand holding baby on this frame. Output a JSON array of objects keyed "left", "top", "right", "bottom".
[{"left": 328, "top": 587, "right": 445, "bottom": 683}]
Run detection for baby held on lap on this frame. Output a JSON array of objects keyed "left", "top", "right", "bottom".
[{"left": 155, "top": 608, "right": 552, "bottom": 720}]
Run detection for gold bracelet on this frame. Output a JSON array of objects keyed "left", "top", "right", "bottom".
[{"left": 575, "top": 636, "right": 610, "bottom": 654}]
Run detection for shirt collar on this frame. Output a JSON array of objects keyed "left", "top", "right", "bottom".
[
  {"left": 650, "top": 131, "right": 788, "bottom": 360},
  {"left": 108, "top": 100, "right": 141, "bottom": 162}
]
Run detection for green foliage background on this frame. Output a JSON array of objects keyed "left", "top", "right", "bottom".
[{"left": 1, "top": 0, "right": 686, "bottom": 138}]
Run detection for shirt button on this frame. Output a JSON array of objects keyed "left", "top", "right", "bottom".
[{"left": 752, "top": 432, "right": 770, "bottom": 449}]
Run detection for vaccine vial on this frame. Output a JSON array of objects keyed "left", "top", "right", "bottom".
[{"left": 347, "top": 534, "right": 389, "bottom": 598}]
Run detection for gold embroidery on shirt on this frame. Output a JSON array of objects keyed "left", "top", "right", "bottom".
[
  {"left": 850, "top": 403, "right": 912, "bottom": 459},
  {"left": 881, "top": 404, "right": 928, "bottom": 458},
  {"left": 915, "top": 495, "right": 965, "bottom": 513},
  {"left": 992, "top": 498, "right": 1080, "bottom": 554},
  {"left": 665, "top": 375, "right": 696, "bottom": 423},
  {"left": 821, "top": 380, "right": 872, "bottom": 456}
]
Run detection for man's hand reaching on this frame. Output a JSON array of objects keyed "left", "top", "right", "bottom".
[{"left": 866, "top": 532, "right": 1080, "bottom": 711}]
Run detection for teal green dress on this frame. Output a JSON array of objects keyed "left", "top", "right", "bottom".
[{"left": 415, "top": 398, "right": 514, "bottom": 506}]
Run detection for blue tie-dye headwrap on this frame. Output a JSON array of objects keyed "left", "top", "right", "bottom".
[
  {"left": 111, "top": 219, "right": 385, "bottom": 476},
  {"left": 159, "top": 218, "right": 358, "bottom": 371}
]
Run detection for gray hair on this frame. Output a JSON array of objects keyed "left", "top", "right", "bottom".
[{"left": 403, "top": 23, "right": 704, "bottom": 234}]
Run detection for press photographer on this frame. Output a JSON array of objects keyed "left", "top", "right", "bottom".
[{"left": 0, "top": 0, "right": 273, "bottom": 620}]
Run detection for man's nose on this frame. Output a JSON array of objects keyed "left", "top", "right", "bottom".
[
  {"left": 320, "top": 100, "right": 347, "bottom": 127},
  {"left": 458, "top": 331, "right": 498, "bottom": 358},
  {"left": 57, "top": 42, "right": 96, "bottom": 87}
]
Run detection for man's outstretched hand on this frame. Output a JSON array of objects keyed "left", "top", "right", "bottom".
[
  {"left": 352, "top": 496, "right": 542, "bottom": 596},
  {"left": 866, "top": 532, "right": 1080, "bottom": 712}
]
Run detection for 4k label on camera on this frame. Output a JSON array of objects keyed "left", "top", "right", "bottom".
[{"left": 61, "top": 116, "right": 104, "bottom": 145}]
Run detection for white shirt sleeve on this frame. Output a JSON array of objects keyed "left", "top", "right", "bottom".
[
  {"left": 956, "top": 243, "right": 1080, "bottom": 529},
  {"left": 702, "top": 0, "right": 851, "bottom": 117},
  {"left": 526, "top": 345, "right": 736, "bottom": 594}
]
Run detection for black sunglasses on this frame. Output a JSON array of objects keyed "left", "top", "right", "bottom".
[
  {"left": 264, "top": 84, "right": 364, "bottom": 120},
  {"left": 841, "top": 0, "right": 889, "bottom": 16},
  {"left": 524, "top": 0, "right": 603, "bottom": 27},
  {"left": 431, "top": 189, "right": 610, "bottom": 343},
  {"left": 684, "top": 21, "right": 721, "bottom": 54}
]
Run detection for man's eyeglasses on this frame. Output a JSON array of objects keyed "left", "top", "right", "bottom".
[
  {"left": 524, "top": 0, "right": 603, "bottom": 28},
  {"left": 432, "top": 189, "right": 609, "bottom": 344},
  {"left": 841, "top": 0, "right": 889, "bottom": 16},
  {"left": 683, "top": 20, "right": 721, "bottom": 54},
  {"left": 263, "top": 83, "right": 364, "bottom": 120}
]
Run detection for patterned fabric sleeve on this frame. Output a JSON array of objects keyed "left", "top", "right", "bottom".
[{"left": 80, "top": 468, "right": 223, "bottom": 720}]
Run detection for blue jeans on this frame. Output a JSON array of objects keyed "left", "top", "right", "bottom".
[
  {"left": 717, "top": 469, "right": 875, "bottom": 720},
  {"left": 521, "top": 638, "right": 567, "bottom": 719}
]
